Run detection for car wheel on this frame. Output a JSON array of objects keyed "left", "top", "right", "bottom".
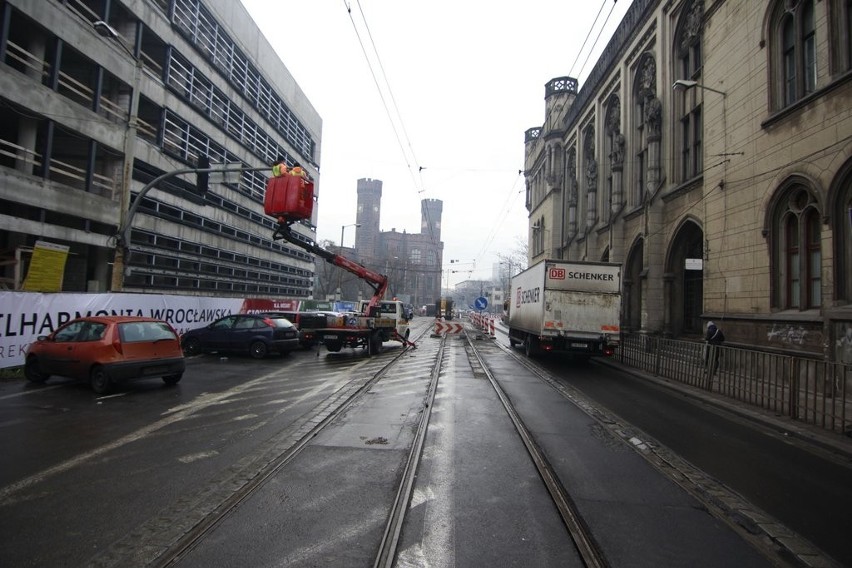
[
  {"left": 90, "top": 366, "right": 111, "bottom": 394},
  {"left": 24, "top": 356, "right": 49, "bottom": 383},
  {"left": 249, "top": 340, "right": 268, "bottom": 359},
  {"left": 162, "top": 373, "right": 183, "bottom": 385},
  {"left": 183, "top": 337, "right": 201, "bottom": 356}
]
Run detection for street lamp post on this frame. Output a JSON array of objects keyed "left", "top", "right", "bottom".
[
  {"left": 337, "top": 223, "right": 360, "bottom": 299},
  {"left": 96, "top": 21, "right": 141, "bottom": 292}
]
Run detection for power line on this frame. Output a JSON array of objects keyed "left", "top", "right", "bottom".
[
  {"left": 568, "top": 0, "right": 608, "bottom": 78},
  {"left": 576, "top": 0, "right": 620, "bottom": 80}
]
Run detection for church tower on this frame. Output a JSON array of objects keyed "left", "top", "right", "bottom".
[{"left": 355, "top": 178, "right": 382, "bottom": 263}]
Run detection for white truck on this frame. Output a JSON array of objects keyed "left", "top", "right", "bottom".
[{"left": 507, "top": 259, "right": 622, "bottom": 358}]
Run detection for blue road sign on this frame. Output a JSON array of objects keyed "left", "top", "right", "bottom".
[{"left": 474, "top": 296, "right": 488, "bottom": 311}]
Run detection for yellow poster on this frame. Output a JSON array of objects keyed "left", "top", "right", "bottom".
[{"left": 22, "top": 241, "right": 69, "bottom": 292}]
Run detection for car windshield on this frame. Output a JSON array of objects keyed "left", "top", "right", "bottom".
[{"left": 119, "top": 321, "right": 177, "bottom": 342}]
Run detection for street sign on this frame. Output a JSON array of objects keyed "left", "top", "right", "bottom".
[{"left": 474, "top": 296, "right": 488, "bottom": 311}]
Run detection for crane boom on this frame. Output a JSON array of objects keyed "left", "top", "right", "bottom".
[{"left": 272, "top": 222, "right": 388, "bottom": 314}]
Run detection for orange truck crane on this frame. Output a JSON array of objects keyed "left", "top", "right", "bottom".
[{"left": 264, "top": 173, "right": 414, "bottom": 354}]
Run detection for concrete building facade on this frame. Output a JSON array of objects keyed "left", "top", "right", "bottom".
[
  {"left": 0, "top": 0, "right": 321, "bottom": 297},
  {"left": 523, "top": 0, "right": 851, "bottom": 357}
]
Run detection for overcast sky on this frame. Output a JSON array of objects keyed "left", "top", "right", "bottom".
[{"left": 238, "top": 0, "right": 631, "bottom": 287}]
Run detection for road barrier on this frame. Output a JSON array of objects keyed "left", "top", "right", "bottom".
[
  {"left": 434, "top": 321, "right": 463, "bottom": 335},
  {"left": 619, "top": 333, "right": 851, "bottom": 437}
]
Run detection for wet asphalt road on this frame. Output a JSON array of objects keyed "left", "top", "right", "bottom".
[{"left": 1, "top": 316, "right": 850, "bottom": 566}]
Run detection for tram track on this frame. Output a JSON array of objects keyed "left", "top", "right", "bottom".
[
  {"left": 461, "top": 330, "right": 609, "bottom": 568},
  {"left": 472, "top": 330, "right": 834, "bottom": 568},
  {"left": 76, "top": 325, "right": 433, "bottom": 568},
  {"left": 158, "top": 326, "right": 436, "bottom": 568}
]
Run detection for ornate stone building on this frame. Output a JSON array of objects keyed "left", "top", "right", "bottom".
[{"left": 523, "top": 0, "right": 851, "bottom": 357}]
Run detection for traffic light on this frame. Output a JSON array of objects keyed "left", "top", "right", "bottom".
[{"left": 196, "top": 156, "right": 210, "bottom": 194}]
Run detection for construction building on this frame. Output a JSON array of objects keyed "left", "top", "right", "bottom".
[{"left": 0, "top": 0, "right": 321, "bottom": 297}]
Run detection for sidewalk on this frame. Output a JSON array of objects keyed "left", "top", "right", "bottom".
[{"left": 598, "top": 356, "right": 852, "bottom": 462}]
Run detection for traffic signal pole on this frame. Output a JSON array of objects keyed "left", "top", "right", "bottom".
[{"left": 110, "top": 164, "right": 270, "bottom": 291}]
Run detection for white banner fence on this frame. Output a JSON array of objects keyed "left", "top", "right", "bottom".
[{"left": 0, "top": 292, "right": 251, "bottom": 369}]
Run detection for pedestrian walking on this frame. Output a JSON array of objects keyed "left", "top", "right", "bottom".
[{"left": 704, "top": 321, "right": 725, "bottom": 376}]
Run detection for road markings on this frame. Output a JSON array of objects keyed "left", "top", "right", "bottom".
[{"left": 0, "top": 368, "right": 287, "bottom": 504}]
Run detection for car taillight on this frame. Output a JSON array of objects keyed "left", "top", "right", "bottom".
[
  {"left": 113, "top": 338, "right": 123, "bottom": 354},
  {"left": 262, "top": 318, "right": 275, "bottom": 327}
]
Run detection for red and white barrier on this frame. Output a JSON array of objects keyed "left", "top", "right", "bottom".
[{"left": 434, "top": 321, "right": 464, "bottom": 335}]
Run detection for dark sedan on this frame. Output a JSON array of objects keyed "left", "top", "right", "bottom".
[{"left": 180, "top": 314, "right": 299, "bottom": 359}]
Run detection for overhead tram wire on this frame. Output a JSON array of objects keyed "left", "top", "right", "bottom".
[
  {"left": 568, "top": 0, "right": 608, "bottom": 78},
  {"left": 354, "top": 0, "right": 424, "bottom": 192},
  {"left": 344, "top": 1, "right": 440, "bottom": 245},
  {"left": 474, "top": 171, "right": 525, "bottom": 264},
  {"left": 576, "top": 0, "right": 620, "bottom": 80}
]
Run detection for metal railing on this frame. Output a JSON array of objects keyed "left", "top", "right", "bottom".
[{"left": 619, "top": 334, "right": 851, "bottom": 436}]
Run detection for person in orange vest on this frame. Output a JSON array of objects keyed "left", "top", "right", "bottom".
[
  {"left": 290, "top": 162, "right": 308, "bottom": 179},
  {"left": 272, "top": 157, "right": 288, "bottom": 177}
]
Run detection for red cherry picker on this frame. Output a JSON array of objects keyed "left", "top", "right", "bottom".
[{"left": 264, "top": 173, "right": 415, "bottom": 355}]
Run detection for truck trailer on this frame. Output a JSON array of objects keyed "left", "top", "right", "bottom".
[{"left": 507, "top": 259, "right": 621, "bottom": 358}]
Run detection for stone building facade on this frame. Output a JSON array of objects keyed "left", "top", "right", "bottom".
[
  {"left": 0, "top": 0, "right": 321, "bottom": 297},
  {"left": 523, "top": 0, "right": 851, "bottom": 357}
]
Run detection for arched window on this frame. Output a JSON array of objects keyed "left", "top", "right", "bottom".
[
  {"left": 771, "top": 183, "right": 822, "bottom": 309},
  {"left": 771, "top": 0, "right": 817, "bottom": 109},
  {"left": 673, "top": 0, "right": 704, "bottom": 182}
]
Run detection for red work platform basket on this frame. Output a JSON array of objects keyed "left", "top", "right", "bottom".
[{"left": 264, "top": 175, "right": 314, "bottom": 221}]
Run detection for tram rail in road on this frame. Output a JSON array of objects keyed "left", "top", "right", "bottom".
[{"left": 1, "top": 316, "right": 838, "bottom": 567}]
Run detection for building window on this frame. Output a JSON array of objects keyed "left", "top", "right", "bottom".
[
  {"left": 680, "top": 106, "right": 702, "bottom": 180},
  {"left": 772, "top": 183, "right": 822, "bottom": 309},
  {"left": 771, "top": 0, "right": 818, "bottom": 109},
  {"left": 674, "top": 0, "right": 704, "bottom": 183}
]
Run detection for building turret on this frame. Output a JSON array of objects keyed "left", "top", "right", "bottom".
[
  {"left": 420, "top": 198, "right": 443, "bottom": 243},
  {"left": 355, "top": 178, "right": 383, "bottom": 260}
]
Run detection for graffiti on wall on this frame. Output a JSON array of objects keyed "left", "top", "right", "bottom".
[{"left": 767, "top": 324, "right": 811, "bottom": 345}]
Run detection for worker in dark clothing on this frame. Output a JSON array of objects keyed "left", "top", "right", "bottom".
[{"left": 705, "top": 321, "right": 725, "bottom": 376}]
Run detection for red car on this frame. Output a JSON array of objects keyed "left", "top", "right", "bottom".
[{"left": 24, "top": 316, "right": 185, "bottom": 394}]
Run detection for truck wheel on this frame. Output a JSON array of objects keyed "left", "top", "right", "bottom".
[
  {"left": 368, "top": 332, "right": 382, "bottom": 356},
  {"left": 325, "top": 339, "right": 342, "bottom": 352},
  {"left": 524, "top": 337, "right": 538, "bottom": 358},
  {"left": 508, "top": 337, "right": 518, "bottom": 348}
]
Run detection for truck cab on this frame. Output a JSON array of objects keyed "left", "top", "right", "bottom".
[{"left": 357, "top": 300, "right": 410, "bottom": 339}]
